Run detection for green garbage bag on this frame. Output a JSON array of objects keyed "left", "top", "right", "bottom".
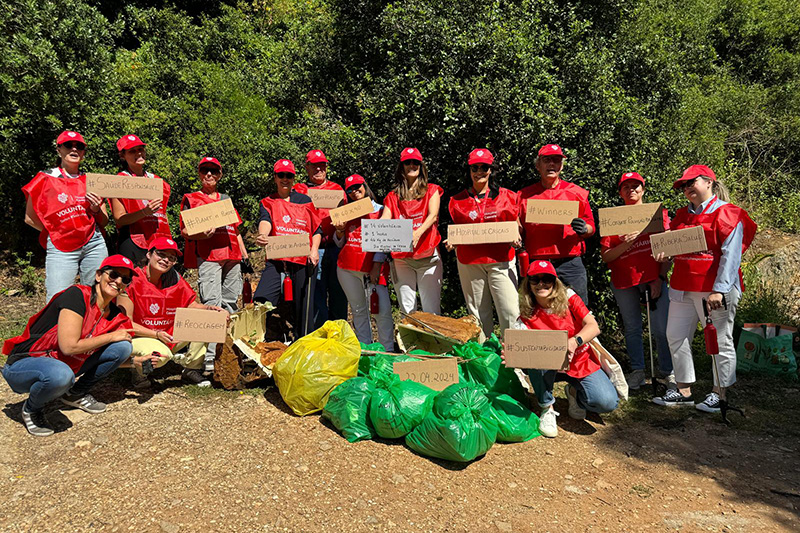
[
  {"left": 487, "top": 392, "right": 540, "bottom": 442},
  {"left": 369, "top": 373, "right": 436, "bottom": 439},
  {"left": 358, "top": 342, "right": 386, "bottom": 376},
  {"left": 405, "top": 382, "right": 498, "bottom": 462},
  {"left": 366, "top": 354, "right": 422, "bottom": 381},
  {"left": 454, "top": 335, "right": 524, "bottom": 399},
  {"left": 322, "top": 377, "right": 376, "bottom": 443}
]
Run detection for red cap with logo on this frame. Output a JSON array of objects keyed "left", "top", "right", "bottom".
[
  {"left": 527, "top": 260, "right": 558, "bottom": 278},
  {"left": 468, "top": 148, "right": 494, "bottom": 166},
  {"left": 116, "top": 134, "right": 146, "bottom": 151},
  {"left": 618, "top": 171, "right": 645, "bottom": 188},
  {"left": 673, "top": 164, "right": 716, "bottom": 189},
  {"left": 274, "top": 159, "right": 297, "bottom": 175},
  {"left": 537, "top": 144, "right": 566, "bottom": 159},
  {"left": 305, "top": 150, "right": 329, "bottom": 164},
  {"left": 56, "top": 131, "right": 86, "bottom": 146},
  {"left": 148, "top": 236, "right": 182, "bottom": 256},
  {"left": 399, "top": 147, "right": 423, "bottom": 162},
  {"left": 344, "top": 174, "right": 366, "bottom": 190},
  {"left": 99, "top": 254, "right": 138, "bottom": 275},
  {"left": 198, "top": 157, "right": 221, "bottom": 170}
]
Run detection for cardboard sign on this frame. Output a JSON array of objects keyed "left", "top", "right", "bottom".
[
  {"left": 329, "top": 197, "right": 373, "bottom": 226},
  {"left": 85, "top": 173, "right": 163, "bottom": 201},
  {"left": 525, "top": 199, "right": 579, "bottom": 225},
  {"left": 393, "top": 358, "right": 459, "bottom": 392},
  {"left": 180, "top": 198, "right": 240, "bottom": 236},
  {"left": 598, "top": 202, "right": 664, "bottom": 237},
  {"left": 503, "top": 329, "right": 569, "bottom": 370},
  {"left": 307, "top": 188, "right": 344, "bottom": 210},
  {"left": 172, "top": 308, "right": 228, "bottom": 344},
  {"left": 447, "top": 221, "right": 520, "bottom": 245},
  {"left": 265, "top": 233, "right": 311, "bottom": 259},
  {"left": 650, "top": 225, "right": 707, "bottom": 258},
  {"left": 361, "top": 219, "right": 413, "bottom": 252}
]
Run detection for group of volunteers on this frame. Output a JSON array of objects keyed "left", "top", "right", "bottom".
[{"left": 1, "top": 130, "right": 756, "bottom": 440}]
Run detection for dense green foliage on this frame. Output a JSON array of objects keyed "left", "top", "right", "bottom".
[{"left": 2, "top": 0, "right": 799, "bottom": 323}]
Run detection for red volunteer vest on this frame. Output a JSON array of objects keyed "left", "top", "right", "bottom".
[
  {"left": 600, "top": 208, "right": 671, "bottom": 289},
  {"left": 519, "top": 292, "right": 599, "bottom": 379},
  {"left": 22, "top": 170, "right": 98, "bottom": 252},
  {"left": 669, "top": 199, "right": 757, "bottom": 292},
  {"left": 383, "top": 183, "right": 443, "bottom": 260},
  {"left": 518, "top": 180, "right": 594, "bottom": 259},
  {"left": 260, "top": 194, "right": 320, "bottom": 265},
  {"left": 293, "top": 181, "right": 346, "bottom": 244},
  {"left": 337, "top": 211, "right": 390, "bottom": 284},
  {"left": 448, "top": 187, "right": 519, "bottom": 264},
  {"left": 116, "top": 171, "right": 172, "bottom": 249},
  {"left": 127, "top": 267, "right": 197, "bottom": 347},
  {"left": 180, "top": 192, "right": 243, "bottom": 269},
  {"left": 2, "top": 285, "right": 132, "bottom": 373}
]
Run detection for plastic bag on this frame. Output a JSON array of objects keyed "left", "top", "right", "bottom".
[
  {"left": 358, "top": 342, "right": 386, "bottom": 376},
  {"left": 405, "top": 382, "right": 498, "bottom": 462},
  {"left": 322, "top": 377, "right": 376, "bottom": 442},
  {"left": 736, "top": 323, "right": 798, "bottom": 379},
  {"left": 366, "top": 354, "right": 422, "bottom": 381},
  {"left": 369, "top": 373, "right": 436, "bottom": 439},
  {"left": 455, "top": 335, "right": 524, "bottom": 399},
  {"left": 273, "top": 320, "right": 361, "bottom": 416},
  {"left": 487, "top": 392, "right": 540, "bottom": 442}
]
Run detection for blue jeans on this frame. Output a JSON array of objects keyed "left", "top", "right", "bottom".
[
  {"left": 611, "top": 280, "right": 672, "bottom": 374},
  {"left": 313, "top": 244, "right": 348, "bottom": 328},
  {"left": 551, "top": 256, "right": 589, "bottom": 305},
  {"left": 45, "top": 229, "right": 108, "bottom": 302},
  {"left": 1, "top": 341, "right": 132, "bottom": 412},
  {"left": 526, "top": 368, "right": 619, "bottom": 413}
]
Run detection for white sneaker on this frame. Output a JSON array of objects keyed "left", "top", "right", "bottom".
[
  {"left": 565, "top": 384, "right": 586, "bottom": 420},
  {"left": 539, "top": 406, "right": 559, "bottom": 438},
  {"left": 696, "top": 392, "right": 722, "bottom": 413}
]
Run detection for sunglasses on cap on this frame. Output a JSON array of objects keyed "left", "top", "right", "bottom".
[
  {"left": 154, "top": 249, "right": 178, "bottom": 262},
  {"left": 402, "top": 160, "right": 421, "bottom": 166},
  {"left": 199, "top": 166, "right": 220, "bottom": 175},
  {"left": 61, "top": 141, "right": 86, "bottom": 151},
  {"left": 105, "top": 269, "right": 132, "bottom": 285},
  {"left": 529, "top": 275, "right": 556, "bottom": 286},
  {"left": 276, "top": 172, "right": 295, "bottom": 179},
  {"left": 470, "top": 164, "right": 490, "bottom": 172}
]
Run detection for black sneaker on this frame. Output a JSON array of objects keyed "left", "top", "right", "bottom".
[
  {"left": 652, "top": 388, "right": 694, "bottom": 407},
  {"left": 21, "top": 401, "right": 54, "bottom": 437},
  {"left": 695, "top": 392, "right": 721, "bottom": 413},
  {"left": 61, "top": 392, "right": 107, "bottom": 414},
  {"left": 181, "top": 369, "right": 211, "bottom": 387}
]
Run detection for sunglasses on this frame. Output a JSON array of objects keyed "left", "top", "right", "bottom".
[
  {"left": 679, "top": 178, "right": 699, "bottom": 190},
  {"left": 199, "top": 166, "right": 220, "bottom": 175},
  {"left": 402, "top": 160, "right": 421, "bottom": 166},
  {"left": 276, "top": 172, "right": 295, "bottom": 180},
  {"left": 61, "top": 141, "right": 86, "bottom": 151},
  {"left": 105, "top": 270, "right": 132, "bottom": 285},
  {"left": 529, "top": 275, "right": 556, "bottom": 285},
  {"left": 154, "top": 249, "right": 178, "bottom": 262},
  {"left": 470, "top": 164, "right": 490, "bottom": 172}
]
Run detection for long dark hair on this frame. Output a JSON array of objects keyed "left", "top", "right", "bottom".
[{"left": 347, "top": 182, "right": 378, "bottom": 203}]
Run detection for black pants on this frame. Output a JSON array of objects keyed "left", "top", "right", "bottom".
[
  {"left": 254, "top": 260, "right": 316, "bottom": 338},
  {"left": 117, "top": 236, "right": 147, "bottom": 265}
]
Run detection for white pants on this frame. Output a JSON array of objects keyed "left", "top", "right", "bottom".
[
  {"left": 457, "top": 259, "right": 519, "bottom": 337},
  {"left": 391, "top": 253, "right": 443, "bottom": 315},
  {"left": 666, "top": 286, "right": 741, "bottom": 388},
  {"left": 337, "top": 267, "right": 395, "bottom": 350}
]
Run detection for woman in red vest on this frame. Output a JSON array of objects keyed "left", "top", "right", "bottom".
[
  {"left": 379, "top": 147, "right": 443, "bottom": 314},
  {"left": 23, "top": 131, "right": 109, "bottom": 302},
  {"left": 333, "top": 174, "right": 394, "bottom": 350},
  {"left": 653, "top": 165, "right": 756, "bottom": 412},
  {"left": 254, "top": 159, "right": 321, "bottom": 338},
  {"left": 445, "top": 148, "right": 520, "bottom": 337},
  {"left": 2, "top": 255, "right": 140, "bottom": 437},
  {"left": 507, "top": 260, "right": 618, "bottom": 438},
  {"left": 600, "top": 172, "right": 674, "bottom": 390},
  {"left": 111, "top": 134, "right": 172, "bottom": 263}
]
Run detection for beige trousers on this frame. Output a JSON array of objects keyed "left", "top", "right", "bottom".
[
  {"left": 131, "top": 337, "right": 207, "bottom": 371},
  {"left": 456, "top": 258, "right": 519, "bottom": 338}
]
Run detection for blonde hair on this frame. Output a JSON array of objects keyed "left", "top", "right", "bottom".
[
  {"left": 519, "top": 277, "right": 569, "bottom": 318},
  {"left": 393, "top": 160, "right": 430, "bottom": 201},
  {"left": 711, "top": 179, "right": 730, "bottom": 202}
]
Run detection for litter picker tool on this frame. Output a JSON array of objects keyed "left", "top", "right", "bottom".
[
  {"left": 641, "top": 285, "right": 658, "bottom": 396},
  {"left": 702, "top": 296, "right": 744, "bottom": 425},
  {"left": 303, "top": 261, "right": 315, "bottom": 337}
]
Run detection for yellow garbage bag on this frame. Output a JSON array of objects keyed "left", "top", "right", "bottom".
[{"left": 273, "top": 320, "right": 361, "bottom": 416}]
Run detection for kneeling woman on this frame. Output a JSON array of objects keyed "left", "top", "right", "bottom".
[
  {"left": 2, "top": 255, "right": 139, "bottom": 437},
  {"left": 514, "top": 261, "right": 618, "bottom": 438},
  {"left": 117, "top": 237, "right": 228, "bottom": 387}
]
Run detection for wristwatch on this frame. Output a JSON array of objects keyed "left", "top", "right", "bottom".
[{"left": 575, "top": 335, "right": 584, "bottom": 347}]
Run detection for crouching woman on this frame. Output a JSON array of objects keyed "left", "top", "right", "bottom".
[{"left": 2, "top": 255, "right": 138, "bottom": 437}]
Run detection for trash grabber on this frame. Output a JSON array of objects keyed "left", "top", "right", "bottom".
[
  {"left": 303, "top": 261, "right": 315, "bottom": 337},
  {"left": 702, "top": 296, "right": 744, "bottom": 425},
  {"left": 643, "top": 285, "right": 657, "bottom": 396}
]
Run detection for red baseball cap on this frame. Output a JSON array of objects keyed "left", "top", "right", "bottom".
[
  {"left": 399, "top": 147, "right": 423, "bottom": 162},
  {"left": 274, "top": 159, "right": 297, "bottom": 175},
  {"left": 198, "top": 156, "right": 221, "bottom": 170},
  {"left": 538, "top": 144, "right": 566, "bottom": 159},
  {"left": 468, "top": 148, "right": 494, "bottom": 166},
  {"left": 527, "top": 260, "right": 558, "bottom": 278},
  {"left": 148, "top": 236, "right": 182, "bottom": 256},
  {"left": 673, "top": 164, "right": 716, "bottom": 189},
  {"left": 618, "top": 171, "right": 645, "bottom": 188},
  {"left": 56, "top": 131, "right": 86, "bottom": 146},
  {"left": 99, "top": 254, "right": 138, "bottom": 275},
  {"left": 116, "top": 134, "right": 146, "bottom": 151},
  {"left": 344, "top": 174, "right": 366, "bottom": 190},
  {"left": 305, "top": 150, "right": 329, "bottom": 164}
]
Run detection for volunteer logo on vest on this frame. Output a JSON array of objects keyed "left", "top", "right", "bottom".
[
  {"left": 468, "top": 210, "right": 478, "bottom": 220},
  {"left": 283, "top": 215, "right": 290, "bottom": 223},
  {"left": 57, "top": 193, "right": 68, "bottom": 204},
  {"left": 149, "top": 303, "right": 160, "bottom": 315}
]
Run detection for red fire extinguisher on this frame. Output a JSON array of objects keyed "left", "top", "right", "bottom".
[
  {"left": 370, "top": 287, "right": 380, "bottom": 315},
  {"left": 517, "top": 249, "right": 530, "bottom": 278},
  {"left": 702, "top": 298, "right": 719, "bottom": 355},
  {"left": 283, "top": 276, "right": 293, "bottom": 302}
]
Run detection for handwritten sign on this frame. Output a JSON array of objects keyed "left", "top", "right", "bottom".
[
  {"left": 329, "top": 197, "right": 373, "bottom": 226},
  {"left": 503, "top": 329, "right": 569, "bottom": 370},
  {"left": 307, "top": 188, "right": 344, "bottom": 210},
  {"left": 265, "top": 233, "right": 311, "bottom": 260},
  {"left": 598, "top": 203, "right": 664, "bottom": 237},
  {"left": 447, "top": 221, "right": 520, "bottom": 245},
  {"left": 172, "top": 308, "right": 227, "bottom": 344},
  {"left": 180, "top": 198, "right": 240, "bottom": 236},
  {"left": 85, "top": 173, "right": 162, "bottom": 201},
  {"left": 650, "top": 225, "right": 707, "bottom": 258},
  {"left": 361, "top": 219, "right": 413, "bottom": 252},
  {"left": 525, "top": 199, "right": 579, "bottom": 225},
  {"left": 393, "top": 358, "right": 459, "bottom": 391}
]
